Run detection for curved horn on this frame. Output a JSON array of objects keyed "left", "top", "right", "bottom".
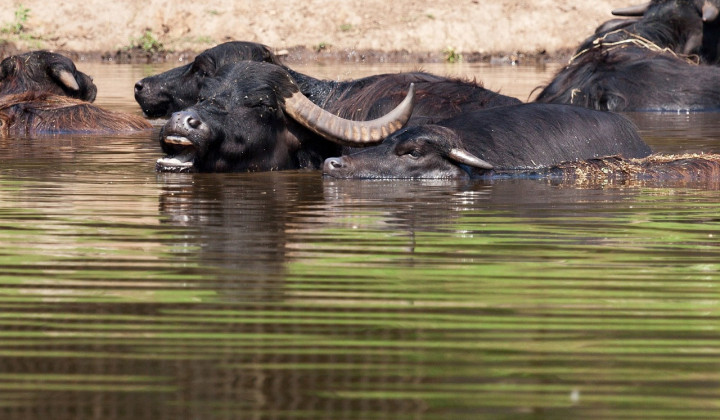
[
  {"left": 611, "top": 2, "right": 651, "bottom": 16},
  {"left": 56, "top": 69, "right": 80, "bottom": 91},
  {"left": 283, "top": 83, "right": 415, "bottom": 147},
  {"left": 704, "top": 1, "right": 720, "bottom": 22},
  {"left": 448, "top": 148, "right": 493, "bottom": 170}
]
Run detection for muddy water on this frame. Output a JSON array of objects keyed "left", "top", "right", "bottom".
[{"left": 1, "top": 61, "right": 719, "bottom": 420}]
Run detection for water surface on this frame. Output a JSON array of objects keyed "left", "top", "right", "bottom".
[{"left": 0, "top": 61, "right": 719, "bottom": 420}]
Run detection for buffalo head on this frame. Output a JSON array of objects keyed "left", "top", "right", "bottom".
[
  {"left": 134, "top": 41, "right": 280, "bottom": 118},
  {"left": 324, "top": 125, "right": 493, "bottom": 179},
  {"left": 0, "top": 51, "right": 97, "bottom": 101},
  {"left": 156, "top": 62, "right": 414, "bottom": 173}
]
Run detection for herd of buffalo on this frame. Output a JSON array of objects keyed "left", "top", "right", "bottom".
[{"left": 4, "top": 0, "right": 720, "bottom": 180}]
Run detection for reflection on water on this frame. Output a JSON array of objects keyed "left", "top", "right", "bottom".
[{"left": 0, "top": 62, "right": 719, "bottom": 419}]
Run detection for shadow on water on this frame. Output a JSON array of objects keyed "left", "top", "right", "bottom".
[{"left": 0, "top": 63, "right": 719, "bottom": 419}]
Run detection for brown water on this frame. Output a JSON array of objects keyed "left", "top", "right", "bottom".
[{"left": 1, "top": 61, "right": 719, "bottom": 420}]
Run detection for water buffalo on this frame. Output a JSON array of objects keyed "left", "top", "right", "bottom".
[
  {"left": 0, "top": 51, "right": 97, "bottom": 101},
  {"left": 156, "top": 61, "right": 520, "bottom": 173},
  {"left": 135, "top": 41, "right": 519, "bottom": 119},
  {"left": 134, "top": 41, "right": 281, "bottom": 118},
  {"left": 0, "top": 92, "right": 152, "bottom": 137},
  {"left": 577, "top": 0, "right": 708, "bottom": 58},
  {"left": 534, "top": 45, "right": 720, "bottom": 111},
  {"left": 323, "top": 103, "right": 653, "bottom": 179},
  {"left": 0, "top": 51, "right": 151, "bottom": 136}
]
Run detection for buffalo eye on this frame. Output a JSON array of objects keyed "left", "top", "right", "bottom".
[{"left": 398, "top": 148, "right": 423, "bottom": 159}]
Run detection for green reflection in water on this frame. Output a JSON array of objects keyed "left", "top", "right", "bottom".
[{"left": 1, "top": 170, "right": 719, "bottom": 419}]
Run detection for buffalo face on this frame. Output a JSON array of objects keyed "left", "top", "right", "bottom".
[
  {"left": 323, "top": 125, "right": 493, "bottom": 179},
  {"left": 134, "top": 41, "right": 279, "bottom": 118},
  {"left": 0, "top": 51, "right": 97, "bottom": 101},
  {"left": 156, "top": 82, "right": 300, "bottom": 172}
]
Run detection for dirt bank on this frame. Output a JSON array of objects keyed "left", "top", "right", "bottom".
[{"left": 1, "top": 0, "right": 630, "bottom": 63}]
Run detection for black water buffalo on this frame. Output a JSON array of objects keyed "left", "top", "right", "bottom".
[
  {"left": 0, "top": 51, "right": 97, "bottom": 101},
  {"left": 134, "top": 41, "right": 281, "bottom": 118},
  {"left": 0, "top": 92, "right": 152, "bottom": 137},
  {"left": 323, "top": 104, "right": 653, "bottom": 179},
  {"left": 535, "top": 45, "right": 720, "bottom": 111},
  {"left": 156, "top": 61, "right": 521, "bottom": 172},
  {"left": 577, "top": 0, "right": 708, "bottom": 58},
  {"left": 135, "top": 41, "right": 519, "bottom": 120},
  {"left": 0, "top": 51, "right": 151, "bottom": 136}
]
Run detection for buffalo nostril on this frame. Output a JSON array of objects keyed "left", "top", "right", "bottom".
[
  {"left": 134, "top": 81, "right": 144, "bottom": 93},
  {"left": 186, "top": 116, "right": 202, "bottom": 129}
]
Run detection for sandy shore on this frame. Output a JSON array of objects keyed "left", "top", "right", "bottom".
[{"left": 0, "top": 0, "right": 631, "bottom": 63}]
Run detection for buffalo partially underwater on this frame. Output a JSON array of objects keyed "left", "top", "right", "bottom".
[
  {"left": 323, "top": 103, "right": 655, "bottom": 179},
  {"left": 323, "top": 103, "right": 720, "bottom": 182},
  {"left": 534, "top": 45, "right": 720, "bottom": 111},
  {"left": 0, "top": 51, "right": 151, "bottom": 136},
  {"left": 537, "top": 0, "right": 720, "bottom": 111},
  {"left": 134, "top": 41, "right": 283, "bottom": 118}
]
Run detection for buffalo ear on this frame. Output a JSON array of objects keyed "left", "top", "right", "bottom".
[
  {"left": 50, "top": 66, "right": 81, "bottom": 91},
  {"left": 192, "top": 55, "right": 216, "bottom": 77},
  {"left": 447, "top": 148, "right": 493, "bottom": 170}
]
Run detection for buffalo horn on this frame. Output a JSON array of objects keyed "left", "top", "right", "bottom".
[
  {"left": 56, "top": 69, "right": 80, "bottom": 91},
  {"left": 704, "top": 1, "right": 720, "bottom": 22},
  {"left": 448, "top": 148, "right": 493, "bottom": 170},
  {"left": 283, "top": 83, "right": 415, "bottom": 147},
  {"left": 611, "top": 2, "right": 651, "bottom": 16}
]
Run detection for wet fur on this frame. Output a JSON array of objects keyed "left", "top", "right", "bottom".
[
  {"left": 160, "top": 61, "right": 520, "bottom": 172},
  {"left": 0, "top": 92, "right": 151, "bottom": 137},
  {"left": 325, "top": 104, "right": 653, "bottom": 179},
  {"left": 545, "top": 153, "right": 720, "bottom": 182},
  {"left": 535, "top": 46, "right": 720, "bottom": 111},
  {"left": 575, "top": 0, "right": 705, "bottom": 57},
  {"left": 0, "top": 51, "right": 97, "bottom": 101}
]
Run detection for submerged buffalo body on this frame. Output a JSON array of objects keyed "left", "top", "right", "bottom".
[
  {"left": 323, "top": 103, "right": 653, "bottom": 179},
  {"left": 535, "top": 45, "right": 720, "bottom": 111},
  {"left": 0, "top": 92, "right": 151, "bottom": 137},
  {"left": 0, "top": 51, "right": 97, "bottom": 101},
  {"left": 134, "top": 41, "right": 281, "bottom": 118},
  {"left": 156, "top": 61, "right": 520, "bottom": 173}
]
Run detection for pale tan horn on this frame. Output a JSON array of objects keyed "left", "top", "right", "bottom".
[
  {"left": 611, "top": 2, "right": 651, "bottom": 16},
  {"left": 448, "top": 148, "right": 494, "bottom": 170},
  {"left": 283, "top": 83, "right": 415, "bottom": 147},
  {"left": 704, "top": 1, "right": 720, "bottom": 22},
  {"left": 56, "top": 69, "right": 80, "bottom": 91}
]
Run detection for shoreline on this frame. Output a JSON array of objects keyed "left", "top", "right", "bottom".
[{"left": 1, "top": 40, "right": 574, "bottom": 66}]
